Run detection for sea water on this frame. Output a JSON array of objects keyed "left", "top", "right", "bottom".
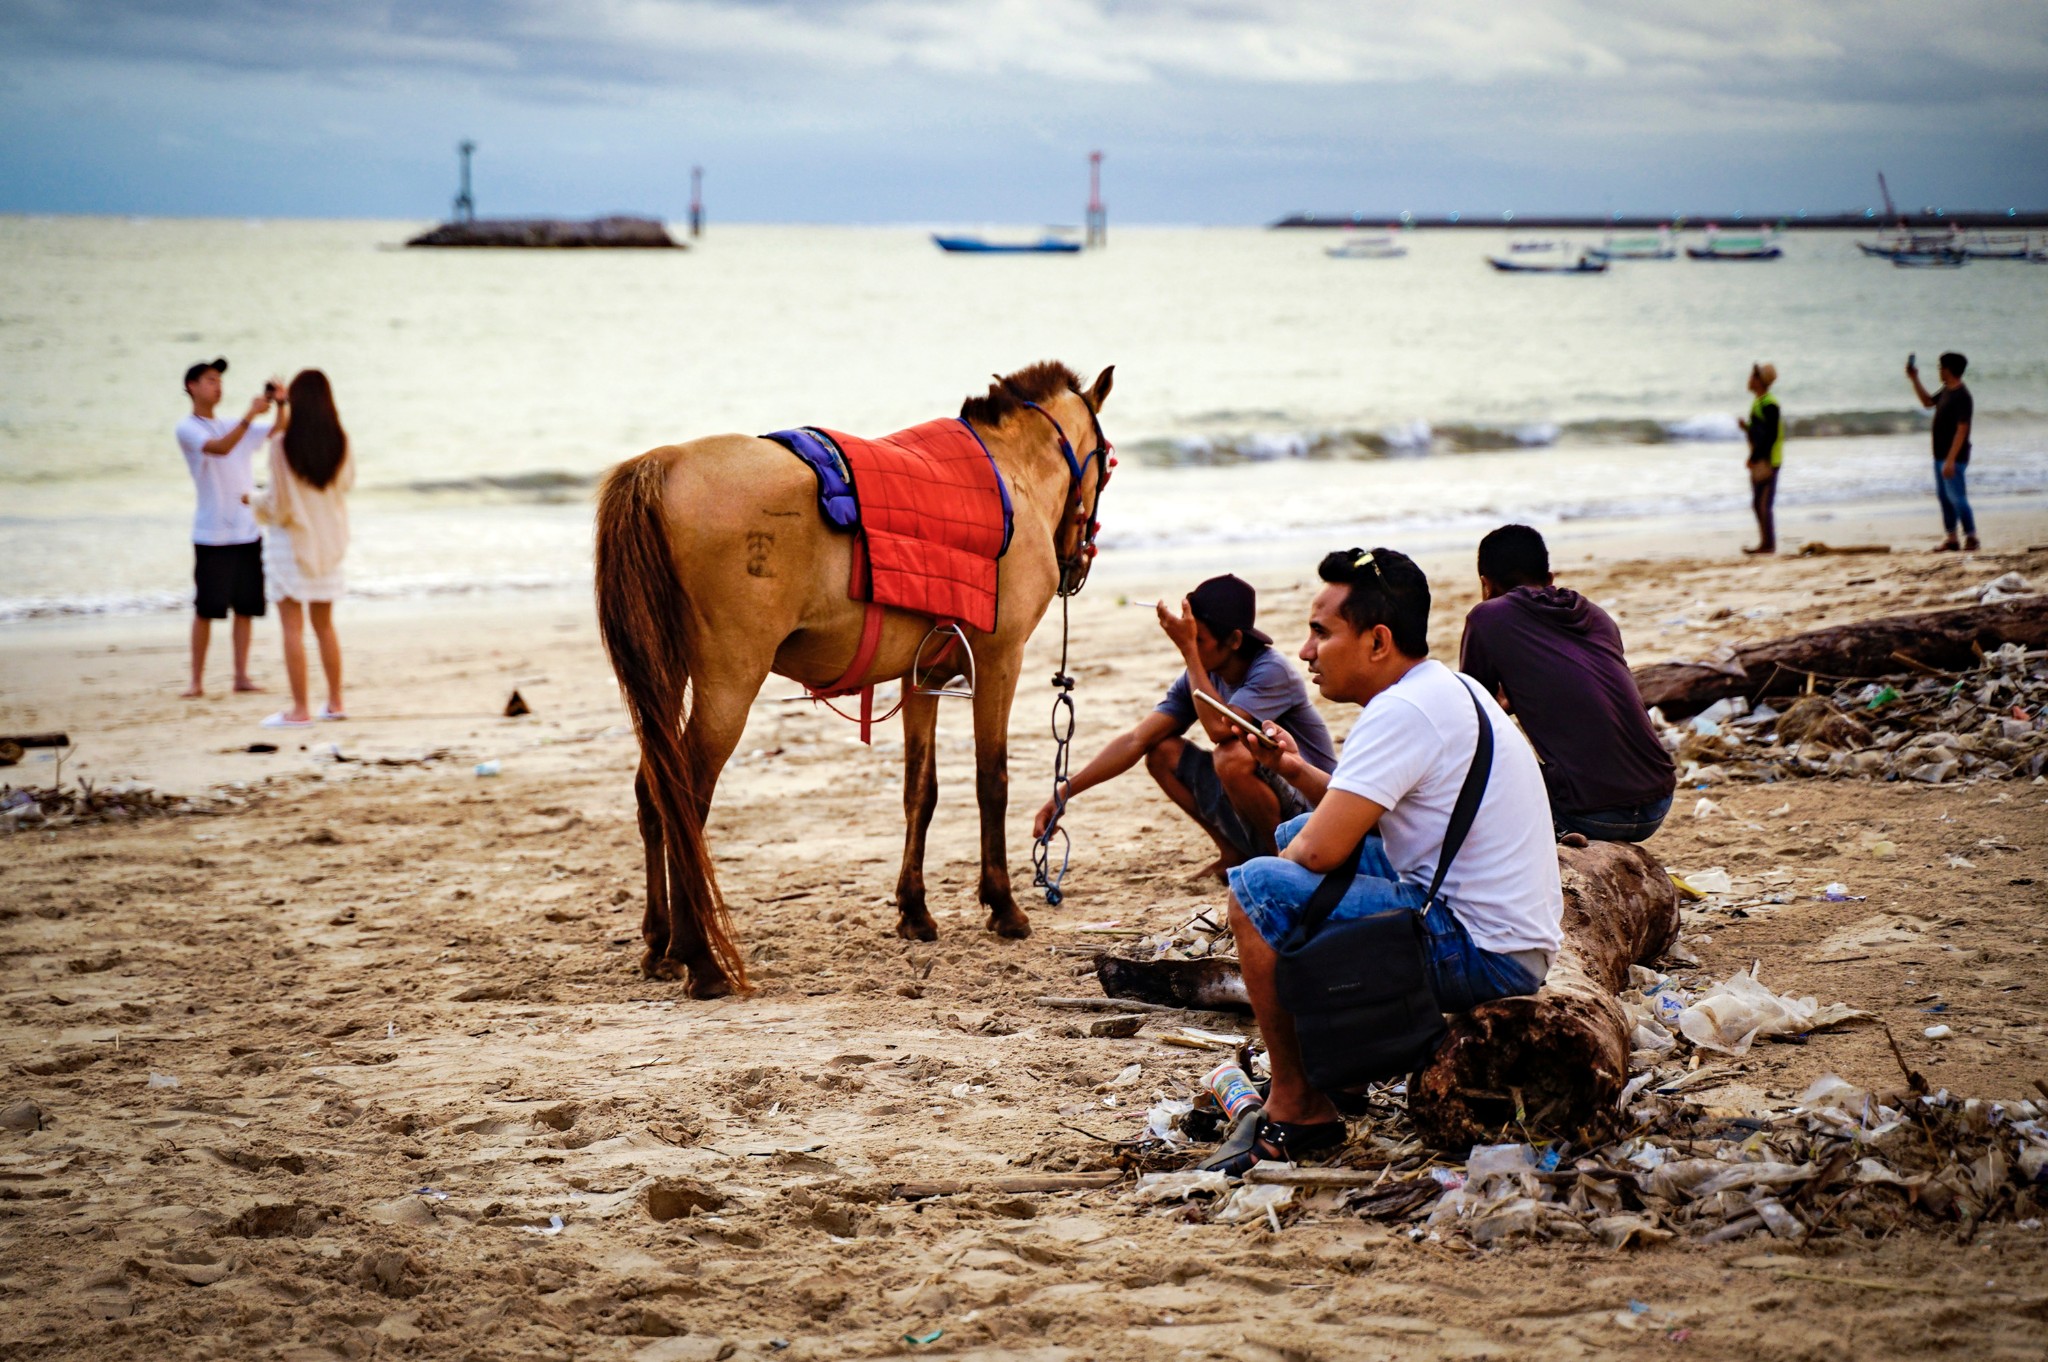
[{"left": 2, "top": 216, "right": 2044, "bottom": 620}]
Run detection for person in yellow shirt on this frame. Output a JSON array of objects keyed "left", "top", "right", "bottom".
[{"left": 1737, "top": 362, "right": 1783, "bottom": 555}]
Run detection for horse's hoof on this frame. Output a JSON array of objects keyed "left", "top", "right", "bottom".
[
  {"left": 986, "top": 911, "right": 1033, "bottom": 940},
  {"left": 687, "top": 972, "right": 737, "bottom": 1001},
  {"left": 896, "top": 915, "right": 939, "bottom": 942},
  {"left": 643, "top": 952, "right": 689, "bottom": 981}
]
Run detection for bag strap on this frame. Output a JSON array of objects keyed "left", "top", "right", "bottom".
[
  {"left": 1421, "top": 679, "right": 1495, "bottom": 906},
  {"left": 1294, "top": 677, "right": 1495, "bottom": 941}
]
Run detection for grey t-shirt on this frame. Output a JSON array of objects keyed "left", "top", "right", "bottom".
[{"left": 1157, "top": 647, "right": 1338, "bottom": 776}]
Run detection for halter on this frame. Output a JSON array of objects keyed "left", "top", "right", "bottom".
[
  {"left": 999, "top": 380, "right": 1115, "bottom": 907},
  {"left": 1000, "top": 381, "right": 1114, "bottom": 597}
]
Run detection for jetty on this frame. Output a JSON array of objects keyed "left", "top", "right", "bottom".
[
  {"left": 406, "top": 216, "right": 679, "bottom": 248},
  {"left": 404, "top": 140, "right": 682, "bottom": 249}
]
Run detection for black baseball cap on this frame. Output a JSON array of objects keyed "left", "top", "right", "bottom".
[
  {"left": 1187, "top": 573, "right": 1271, "bottom": 646},
  {"left": 183, "top": 357, "right": 228, "bottom": 389}
]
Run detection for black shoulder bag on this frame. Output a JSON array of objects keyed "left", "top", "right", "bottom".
[{"left": 1273, "top": 679, "right": 1494, "bottom": 1092}]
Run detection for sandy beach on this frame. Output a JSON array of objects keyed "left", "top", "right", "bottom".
[{"left": 5, "top": 494, "right": 2048, "bottom": 1361}]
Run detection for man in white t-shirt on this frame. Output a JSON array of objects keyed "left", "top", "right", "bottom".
[
  {"left": 175, "top": 357, "right": 272, "bottom": 697},
  {"left": 1202, "top": 546, "right": 1563, "bottom": 1172}
]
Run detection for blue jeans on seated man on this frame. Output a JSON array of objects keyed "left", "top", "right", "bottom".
[
  {"left": 1551, "top": 793, "right": 1672, "bottom": 844},
  {"left": 1227, "top": 815, "right": 1544, "bottom": 1013}
]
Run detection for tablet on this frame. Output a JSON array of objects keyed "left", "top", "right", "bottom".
[{"left": 1193, "top": 689, "right": 1280, "bottom": 748}]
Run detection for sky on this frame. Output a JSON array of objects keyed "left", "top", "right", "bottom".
[{"left": 2, "top": 0, "right": 2045, "bottom": 224}]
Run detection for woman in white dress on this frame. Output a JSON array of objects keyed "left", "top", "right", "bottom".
[{"left": 251, "top": 370, "right": 353, "bottom": 728}]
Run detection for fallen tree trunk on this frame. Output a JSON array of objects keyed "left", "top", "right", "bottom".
[
  {"left": 1091, "top": 841, "right": 1679, "bottom": 1150},
  {"left": 1407, "top": 840, "right": 1678, "bottom": 1149},
  {"left": 1632, "top": 597, "right": 2048, "bottom": 718}
]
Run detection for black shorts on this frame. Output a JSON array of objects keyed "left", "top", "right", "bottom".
[{"left": 194, "top": 541, "right": 266, "bottom": 619}]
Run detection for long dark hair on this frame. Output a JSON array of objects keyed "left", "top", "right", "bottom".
[{"left": 282, "top": 369, "right": 347, "bottom": 490}]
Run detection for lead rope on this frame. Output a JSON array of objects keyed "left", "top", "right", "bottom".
[{"left": 1030, "top": 590, "right": 1076, "bottom": 906}]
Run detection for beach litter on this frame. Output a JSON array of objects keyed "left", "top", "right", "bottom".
[
  {"left": 1653, "top": 644, "right": 2048, "bottom": 786},
  {"left": 2, "top": 781, "right": 234, "bottom": 830}
]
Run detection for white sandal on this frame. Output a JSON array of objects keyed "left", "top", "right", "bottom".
[
  {"left": 318, "top": 704, "right": 348, "bottom": 721},
  {"left": 259, "top": 711, "right": 314, "bottom": 729}
]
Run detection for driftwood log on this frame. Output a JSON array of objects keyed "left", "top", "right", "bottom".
[
  {"left": 1632, "top": 597, "right": 2048, "bottom": 719},
  {"left": 1089, "top": 841, "right": 1679, "bottom": 1149},
  {"left": 1407, "top": 840, "right": 1677, "bottom": 1148}
]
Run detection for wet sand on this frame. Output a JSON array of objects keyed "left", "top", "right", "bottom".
[{"left": 3, "top": 496, "right": 2047, "bottom": 1360}]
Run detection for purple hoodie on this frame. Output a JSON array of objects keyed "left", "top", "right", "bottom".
[{"left": 1459, "top": 585, "right": 1676, "bottom": 814}]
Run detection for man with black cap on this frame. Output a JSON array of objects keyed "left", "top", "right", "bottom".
[
  {"left": 175, "top": 357, "right": 273, "bottom": 697},
  {"left": 1033, "top": 574, "right": 1337, "bottom": 876}
]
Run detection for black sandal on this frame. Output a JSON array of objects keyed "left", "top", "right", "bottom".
[{"left": 1195, "top": 1113, "right": 1346, "bottom": 1177}]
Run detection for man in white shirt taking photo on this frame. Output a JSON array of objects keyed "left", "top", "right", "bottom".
[
  {"left": 1204, "top": 546, "right": 1564, "bottom": 1173},
  {"left": 175, "top": 357, "right": 272, "bottom": 697}
]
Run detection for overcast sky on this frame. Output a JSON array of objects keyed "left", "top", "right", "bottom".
[{"left": 3, "top": 1, "right": 2045, "bottom": 223}]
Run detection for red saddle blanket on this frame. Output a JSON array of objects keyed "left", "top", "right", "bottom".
[{"left": 822, "top": 418, "right": 1010, "bottom": 634}]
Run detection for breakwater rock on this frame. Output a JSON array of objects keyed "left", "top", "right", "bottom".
[{"left": 406, "top": 216, "right": 680, "bottom": 248}]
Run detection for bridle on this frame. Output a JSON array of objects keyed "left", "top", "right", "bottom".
[
  {"left": 1001, "top": 381, "right": 1114, "bottom": 597},
  {"left": 1001, "top": 381, "right": 1115, "bottom": 906}
]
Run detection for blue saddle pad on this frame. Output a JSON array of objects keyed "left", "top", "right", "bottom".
[{"left": 765, "top": 427, "right": 860, "bottom": 531}]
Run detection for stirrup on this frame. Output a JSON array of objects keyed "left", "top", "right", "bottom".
[{"left": 912, "top": 621, "right": 976, "bottom": 700}]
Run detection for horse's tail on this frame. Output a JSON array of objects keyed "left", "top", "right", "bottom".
[{"left": 593, "top": 452, "right": 746, "bottom": 990}]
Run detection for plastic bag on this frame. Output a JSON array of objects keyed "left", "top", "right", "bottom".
[
  {"left": 1131, "top": 1170, "right": 1229, "bottom": 1203},
  {"left": 1676, "top": 965, "right": 1871, "bottom": 1055}
]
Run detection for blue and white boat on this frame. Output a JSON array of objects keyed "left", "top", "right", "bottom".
[{"left": 932, "top": 233, "right": 1082, "bottom": 254}]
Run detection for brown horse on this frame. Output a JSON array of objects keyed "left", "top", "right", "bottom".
[{"left": 594, "top": 361, "right": 1114, "bottom": 999}]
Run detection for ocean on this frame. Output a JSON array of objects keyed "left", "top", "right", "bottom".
[{"left": 2, "top": 216, "right": 2044, "bottom": 620}]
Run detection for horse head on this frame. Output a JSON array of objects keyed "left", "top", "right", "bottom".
[{"left": 964, "top": 361, "right": 1116, "bottom": 597}]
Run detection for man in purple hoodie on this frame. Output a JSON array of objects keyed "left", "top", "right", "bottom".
[{"left": 1459, "top": 526, "right": 1676, "bottom": 842}]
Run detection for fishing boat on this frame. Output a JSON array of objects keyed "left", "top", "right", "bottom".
[
  {"left": 1687, "top": 226, "right": 1783, "bottom": 261},
  {"left": 1588, "top": 227, "right": 1675, "bottom": 261},
  {"left": 1890, "top": 250, "right": 1968, "bottom": 269},
  {"left": 1961, "top": 231, "right": 2035, "bottom": 260},
  {"left": 1507, "top": 239, "right": 1559, "bottom": 253},
  {"left": 1486, "top": 250, "right": 1608, "bottom": 274},
  {"left": 1325, "top": 234, "right": 1407, "bottom": 259},
  {"left": 932, "top": 233, "right": 1082, "bottom": 254}
]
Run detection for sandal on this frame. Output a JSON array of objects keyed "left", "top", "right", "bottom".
[{"left": 1195, "top": 1112, "right": 1346, "bottom": 1177}]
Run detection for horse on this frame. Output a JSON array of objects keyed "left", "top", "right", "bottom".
[{"left": 594, "top": 361, "right": 1115, "bottom": 999}]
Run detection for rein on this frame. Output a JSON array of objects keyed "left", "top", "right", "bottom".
[{"left": 1003, "top": 383, "right": 1115, "bottom": 906}]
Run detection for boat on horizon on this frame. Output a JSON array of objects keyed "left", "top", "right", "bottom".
[
  {"left": 932, "top": 233, "right": 1082, "bottom": 255},
  {"left": 1687, "top": 226, "right": 1783, "bottom": 261},
  {"left": 1325, "top": 233, "right": 1407, "bottom": 259},
  {"left": 1486, "top": 248, "right": 1608, "bottom": 274},
  {"left": 1588, "top": 227, "right": 1676, "bottom": 261}
]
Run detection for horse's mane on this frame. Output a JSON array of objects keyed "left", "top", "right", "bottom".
[{"left": 959, "top": 360, "right": 1084, "bottom": 426}]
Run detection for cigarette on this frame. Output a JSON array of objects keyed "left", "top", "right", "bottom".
[{"left": 1127, "top": 599, "right": 1157, "bottom": 609}]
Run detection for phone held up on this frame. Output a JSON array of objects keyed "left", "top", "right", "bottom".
[{"left": 1193, "top": 689, "right": 1280, "bottom": 749}]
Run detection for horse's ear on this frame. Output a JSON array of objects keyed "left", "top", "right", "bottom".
[{"left": 1085, "top": 365, "right": 1114, "bottom": 412}]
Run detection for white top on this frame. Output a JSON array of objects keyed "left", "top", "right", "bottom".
[
  {"left": 1327, "top": 658, "right": 1564, "bottom": 956},
  {"left": 176, "top": 414, "right": 269, "bottom": 545}
]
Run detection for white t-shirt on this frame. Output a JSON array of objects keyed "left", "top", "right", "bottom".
[
  {"left": 176, "top": 414, "right": 269, "bottom": 545},
  {"left": 1327, "top": 659, "right": 1564, "bottom": 956}
]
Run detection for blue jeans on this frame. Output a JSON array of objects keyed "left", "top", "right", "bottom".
[
  {"left": 1935, "top": 459, "right": 1976, "bottom": 538},
  {"left": 1228, "top": 815, "right": 1543, "bottom": 1012},
  {"left": 1552, "top": 793, "right": 1672, "bottom": 844}
]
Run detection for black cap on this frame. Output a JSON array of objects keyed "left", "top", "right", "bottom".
[
  {"left": 183, "top": 357, "right": 228, "bottom": 389},
  {"left": 1187, "top": 574, "right": 1271, "bottom": 646}
]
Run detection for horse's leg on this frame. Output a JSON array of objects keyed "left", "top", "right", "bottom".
[
  {"left": 893, "top": 687, "right": 942, "bottom": 941},
  {"left": 971, "top": 647, "right": 1032, "bottom": 938},
  {"left": 634, "top": 762, "right": 677, "bottom": 975},
  {"left": 655, "top": 663, "right": 769, "bottom": 999}
]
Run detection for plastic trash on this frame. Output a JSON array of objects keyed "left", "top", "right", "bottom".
[
  {"left": 147, "top": 1072, "right": 180, "bottom": 1089},
  {"left": 1677, "top": 965, "right": 1872, "bottom": 1055},
  {"left": 1756, "top": 1199, "right": 1805, "bottom": 1240},
  {"left": 1821, "top": 882, "right": 1854, "bottom": 901},
  {"left": 1144, "top": 1099, "right": 1194, "bottom": 1145},
  {"left": 474, "top": 760, "right": 502, "bottom": 777},
  {"left": 522, "top": 1213, "right": 565, "bottom": 1236},
  {"left": 902, "top": 1329, "right": 944, "bottom": 1346},
  {"left": 1866, "top": 686, "right": 1900, "bottom": 710},
  {"left": 1214, "top": 1180, "right": 1295, "bottom": 1223},
  {"left": 1203, "top": 1063, "right": 1263, "bottom": 1120},
  {"left": 1693, "top": 797, "right": 1720, "bottom": 819},
  {"left": 1684, "top": 868, "right": 1733, "bottom": 895},
  {"left": 1131, "top": 1170, "right": 1230, "bottom": 1203},
  {"left": 1924, "top": 1024, "right": 1954, "bottom": 1040}
]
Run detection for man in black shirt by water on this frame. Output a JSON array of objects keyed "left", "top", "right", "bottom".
[{"left": 1908, "top": 352, "right": 1977, "bottom": 551}]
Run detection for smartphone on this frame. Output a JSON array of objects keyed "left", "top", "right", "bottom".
[
  {"left": 1194, "top": 689, "right": 1279, "bottom": 748},
  {"left": 1907, "top": 353, "right": 1917, "bottom": 371}
]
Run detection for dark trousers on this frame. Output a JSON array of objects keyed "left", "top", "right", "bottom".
[{"left": 1749, "top": 465, "right": 1778, "bottom": 551}]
